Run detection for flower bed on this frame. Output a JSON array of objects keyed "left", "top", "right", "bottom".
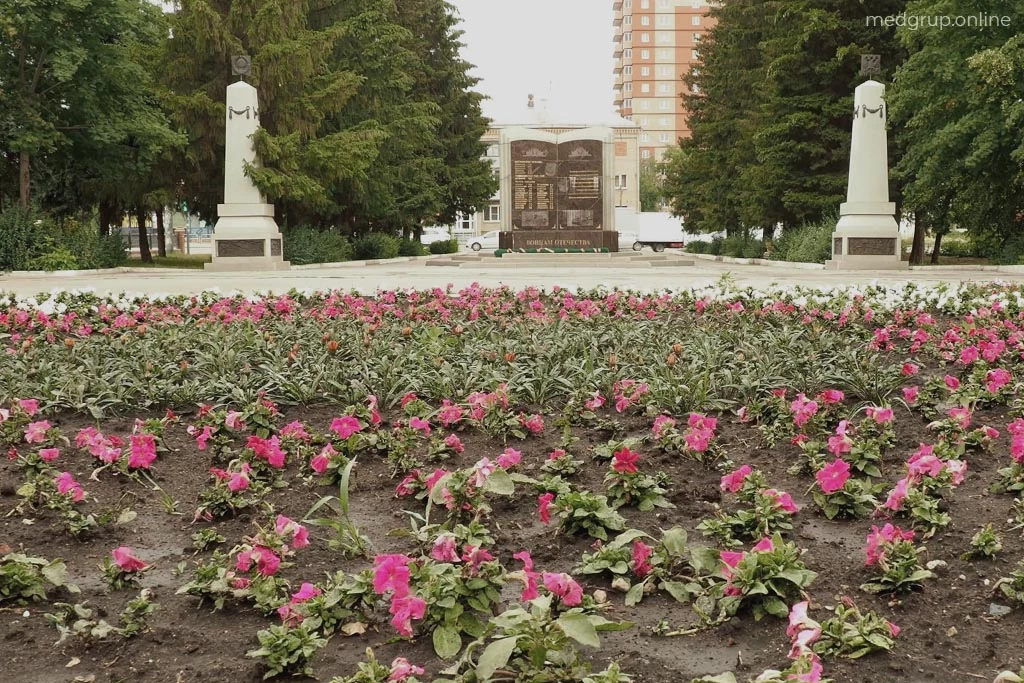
[{"left": 1, "top": 283, "right": 1023, "bottom": 683}]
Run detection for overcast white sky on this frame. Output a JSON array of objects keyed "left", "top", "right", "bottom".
[{"left": 448, "top": 0, "right": 619, "bottom": 122}]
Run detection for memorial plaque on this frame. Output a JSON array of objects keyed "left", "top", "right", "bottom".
[
  {"left": 848, "top": 237, "right": 896, "bottom": 256},
  {"left": 510, "top": 140, "right": 557, "bottom": 230},
  {"left": 510, "top": 138, "right": 604, "bottom": 232}
]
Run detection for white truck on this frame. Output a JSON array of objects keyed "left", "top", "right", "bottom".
[{"left": 615, "top": 210, "right": 685, "bottom": 252}]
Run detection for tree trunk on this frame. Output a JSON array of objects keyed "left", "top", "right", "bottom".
[
  {"left": 136, "top": 207, "right": 152, "bottom": 263},
  {"left": 19, "top": 151, "right": 30, "bottom": 209},
  {"left": 98, "top": 201, "right": 115, "bottom": 237},
  {"left": 155, "top": 208, "right": 167, "bottom": 258},
  {"left": 931, "top": 231, "right": 943, "bottom": 265},
  {"left": 909, "top": 211, "right": 926, "bottom": 265}
]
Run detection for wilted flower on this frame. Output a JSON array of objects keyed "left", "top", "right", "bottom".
[
  {"left": 720, "top": 465, "right": 752, "bottom": 493},
  {"left": 111, "top": 546, "right": 150, "bottom": 572},
  {"left": 541, "top": 572, "right": 583, "bottom": 606}
]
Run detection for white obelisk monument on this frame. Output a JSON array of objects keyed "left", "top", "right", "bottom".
[
  {"left": 826, "top": 79, "right": 906, "bottom": 269},
  {"left": 206, "top": 77, "right": 289, "bottom": 271}
]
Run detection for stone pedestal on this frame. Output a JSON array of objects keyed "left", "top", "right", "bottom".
[
  {"left": 206, "top": 81, "right": 289, "bottom": 272},
  {"left": 826, "top": 80, "right": 906, "bottom": 270}
]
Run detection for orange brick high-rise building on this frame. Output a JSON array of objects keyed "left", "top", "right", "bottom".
[{"left": 613, "top": 0, "right": 714, "bottom": 161}]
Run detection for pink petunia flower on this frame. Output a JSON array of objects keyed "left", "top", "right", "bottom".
[
  {"left": 388, "top": 658, "right": 425, "bottom": 682},
  {"left": 816, "top": 459, "right": 850, "bottom": 494},
  {"left": 752, "top": 536, "right": 774, "bottom": 553},
  {"left": 612, "top": 447, "right": 640, "bottom": 474},
  {"left": 902, "top": 386, "right": 919, "bottom": 404},
  {"left": 127, "top": 433, "right": 158, "bottom": 469},
  {"left": 225, "top": 411, "right": 245, "bottom": 431},
  {"left": 444, "top": 433, "right": 464, "bottom": 453},
  {"left": 389, "top": 594, "right": 426, "bottom": 637},
  {"left": 538, "top": 492, "right": 555, "bottom": 524},
  {"left": 24, "top": 420, "right": 51, "bottom": 444},
  {"left": 431, "top": 534, "right": 461, "bottom": 563},
  {"left": 38, "top": 447, "right": 60, "bottom": 463},
  {"left": 632, "top": 540, "right": 654, "bottom": 578},
  {"left": 111, "top": 546, "right": 149, "bottom": 572},
  {"left": 55, "top": 472, "right": 84, "bottom": 502},
  {"left": 513, "top": 550, "right": 540, "bottom": 600},
  {"left": 542, "top": 572, "right": 583, "bottom": 606},
  {"left": 766, "top": 489, "right": 799, "bottom": 513},
  {"left": 409, "top": 417, "right": 432, "bottom": 435},
  {"left": 497, "top": 447, "right": 521, "bottom": 469},
  {"left": 330, "top": 415, "right": 362, "bottom": 440}
]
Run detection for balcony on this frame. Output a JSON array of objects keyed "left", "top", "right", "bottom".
[
  {"left": 613, "top": 45, "right": 623, "bottom": 58},
  {"left": 613, "top": 15, "right": 622, "bottom": 26},
  {"left": 613, "top": 0, "right": 622, "bottom": 9}
]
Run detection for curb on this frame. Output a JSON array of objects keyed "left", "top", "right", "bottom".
[{"left": 684, "top": 253, "right": 827, "bottom": 270}]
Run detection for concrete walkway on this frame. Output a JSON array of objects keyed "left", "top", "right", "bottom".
[{"left": 3, "top": 256, "right": 1024, "bottom": 297}]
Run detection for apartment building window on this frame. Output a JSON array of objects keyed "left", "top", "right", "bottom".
[
  {"left": 692, "top": 83, "right": 701, "bottom": 93},
  {"left": 640, "top": 83, "right": 649, "bottom": 93},
  {"left": 659, "top": 99, "right": 670, "bottom": 110},
  {"left": 691, "top": 0, "right": 700, "bottom": 6},
  {"left": 624, "top": 32, "right": 631, "bottom": 42},
  {"left": 624, "top": 0, "right": 632, "bottom": 7},
  {"left": 614, "top": 174, "right": 628, "bottom": 189},
  {"left": 640, "top": 66, "right": 650, "bottom": 76},
  {"left": 692, "top": 49, "right": 700, "bottom": 59},
  {"left": 660, "top": 132, "right": 670, "bottom": 143},
  {"left": 657, "top": 48, "right": 670, "bottom": 59},
  {"left": 624, "top": 66, "right": 633, "bottom": 77},
  {"left": 624, "top": 15, "right": 632, "bottom": 25},
  {"left": 624, "top": 98, "right": 632, "bottom": 108},
  {"left": 641, "top": 49, "right": 650, "bottom": 59},
  {"left": 642, "top": 149, "right": 651, "bottom": 159},
  {"left": 457, "top": 212, "right": 475, "bottom": 232},
  {"left": 659, "top": 116, "right": 669, "bottom": 126},
  {"left": 657, "top": 15, "right": 670, "bottom": 26},
  {"left": 641, "top": 100, "right": 651, "bottom": 110},
  {"left": 640, "top": 15, "right": 649, "bottom": 26},
  {"left": 658, "top": 65, "right": 671, "bottom": 77},
  {"left": 640, "top": 0, "right": 648, "bottom": 7},
  {"left": 658, "top": 0, "right": 669, "bottom": 7},
  {"left": 624, "top": 48, "right": 632, "bottom": 58},
  {"left": 641, "top": 132, "right": 650, "bottom": 142},
  {"left": 638, "top": 116, "right": 648, "bottom": 126},
  {"left": 485, "top": 144, "right": 499, "bottom": 157},
  {"left": 693, "top": 32, "right": 702, "bottom": 43},
  {"left": 625, "top": 82, "right": 633, "bottom": 92},
  {"left": 692, "top": 16, "right": 701, "bottom": 26},
  {"left": 658, "top": 32, "right": 670, "bottom": 43},
  {"left": 658, "top": 83, "right": 671, "bottom": 94},
  {"left": 640, "top": 32, "right": 650, "bottom": 43}
]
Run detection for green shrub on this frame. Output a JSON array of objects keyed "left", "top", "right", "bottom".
[
  {"left": 0, "top": 206, "right": 40, "bottom": 271},
  {"left": 686, "top": 240, "right": 709, "bottom": 254},
  {"left": 741, "top": 240, "right": 764, "bottom": 259},
  {"left": 706, "top": 237, "right": 724, "bottom": 255},
  {"left": 771, "top": 216, "right": 834, "bottom": 264},
  {"left": 399, "top": 239, "right": 428, "bottom": 257},
  {"left": 283, "top": 227, "right": 352, "bottom": 265},
  {"left": 352, "top": 232, "right": 400, "bottom": 261},
  {"left": 429, "top": 239, "right": 459, "bottom": 255},
  {"left": 995, "top": 232, "right": 1024, "bottom": 265},
  {"left": 26, "top": 247, "right": 79, "bottom": 272},
  {"left": 66, "top": 222, "right": 127, "bottom": 269}
]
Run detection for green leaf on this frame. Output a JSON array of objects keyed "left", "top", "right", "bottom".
[
  {"left": 625, "top": 581, "right": 645, "bottom": 606},
  {"left": 660, "top": 580, "right": 694, "bottom": 603},
  {"left": 556, "top": 612, "right": 600, "bottom": 648},
  {"left": 483, "top": 469, "right": 515, "bottom": 496},
  {"left": 432, "top": 625, "right": 462, "bottom": 659},
  {"left": 476, "top": 636, "right": 520, "bottom": 681},
  {"left": 40, "top": 560, "right": 68, "bottom": 587},
  {"left": 660, "top": 527, "right": 688, "bottom": 556}
]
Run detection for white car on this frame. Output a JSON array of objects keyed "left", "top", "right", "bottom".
[
  {"left": 419, "top": 228, "right": 452, "bottom": 246},
  {"left": 468, "top": 230, "right": 500, "bottom": 252},
  {"left": 618, "top": 231, "right": 642, "bottom": 251}
]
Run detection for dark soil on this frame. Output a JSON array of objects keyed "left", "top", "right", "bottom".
[{"left": 1, "top": 404, "right": 1022, "bottom": 683}]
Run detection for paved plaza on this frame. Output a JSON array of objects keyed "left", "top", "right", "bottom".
[{"left": 3, "top": 256, "right": 1024, "bottom": 297}]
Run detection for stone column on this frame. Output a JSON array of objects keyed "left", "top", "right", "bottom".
[
  {"left": 206, "top": 81, "right": 289, "bottom": 272},
  {"left": 826, "top": 80, "right": 907, "bottom": 270}
]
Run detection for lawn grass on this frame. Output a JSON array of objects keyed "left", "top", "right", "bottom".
[{"left": 127, "top": 253, "right": 212, "bottom": 269}]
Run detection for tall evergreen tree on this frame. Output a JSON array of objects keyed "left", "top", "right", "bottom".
[{"left": 888, "top": 0, "right": 1024, "bottom": 257}]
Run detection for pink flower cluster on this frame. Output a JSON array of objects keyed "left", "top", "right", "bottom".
[
  {"left": 330, "top": 415, "right": 363, "bottom": 440},
  {"left": 1009, "top": 418, "right": 1024, "bottom": 464},
  {"left": 986, "top": 368, "right": 1013, "bottom": 394},
  {"left": 510, "top": 551, "right": 582, "bottom": 606},
  {"left": 55, "top": 471, "right": 84, "bottom": 502},
  {"left": 209, "top": 462, "right": 253, "bottom": 492},
  {"left": 244, "top": 435, "right": 287, "bottom": 468},
  {"left": 827, "top": 420, "right": 853, "bottom": 456},
  {"left": 612, "top": 379, "right": 649, "bottom": 413},
  {"left": 518, "top": 413, "right": 544, "bottom": 434},
  {"left": 785, "top": 601, "right": 825, "bottom": 682},
  {"left": 683, "top": 413, "right": 716, "bottom": 452},
  {"left": 612, "top": 447, "right": 640, "bottom": 474},
  {"left": 815, "top": 458, "right": 851, "bottom": 494},
  {"left": 128, "top": 432, "right": 158, "bottom": 469},
  {"left": 277, "top": 582, "right": 322, "bottom": 626},
  {"left": 372, "top": 554, "right": 427, "bottom": 637},
  {"left": 864, "top": 523, "right": 914, "bottom": 566},
  {"left": 720, "top": 537, "right": 775, "bottom": 596},
  {"left": 76, "top": 426, "right": 123, "bottom": 463},
  {"left": 438, "top": 400, "right": 464, "bottom": 427},
  {"left": 790, "top": 393, "right": 819, "bottom": 428},
  {"left": 720, "top": 464, "right": 752, "bottom": 493},
  {"left": 24, "top": 420, "right": 52, "bottom": 444},
  {"left": 881, "top": 443, "right": 966, "bottom": 513},
  {"left": 651, "top": 415, "right": 676, "bottom": 439},
  {"left": 466, "top": 385, "right": 509, "bottom": 420}
]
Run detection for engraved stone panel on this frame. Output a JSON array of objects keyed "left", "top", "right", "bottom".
[
  {"left": 557, "top": 139, "right": 603, "bottom": 230},
  {"left": 833, "top": 238, "right": 843, "bottom": 256},
  {"left": 847, "top": 237, "right": 896, "bottom": 256},
  {"left": 510, "top": 140, "right": 557, "bottom": 230},
  {"left": 270, "top": 239, "right": 281, "bottom": 256},
  {"left": 217, "top": 239, "right": 265, "bottom": 258}
]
